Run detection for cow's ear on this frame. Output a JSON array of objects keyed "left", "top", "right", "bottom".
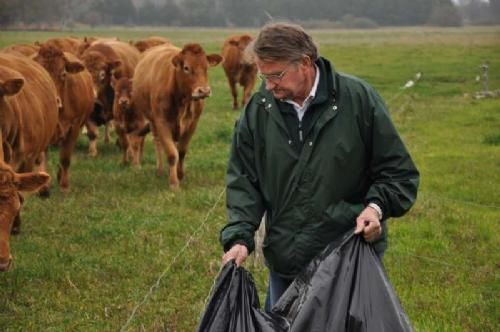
[
  {"left": 0, "top": 78, "right": 24, "bottom": 97},
  {"left": 206, "top": 54, "right": 223, "bottom": 67},
  {"left": 108, "top": 60, "right": 121, "bottom": 71},
  {"left": 172, "top": 54, "right": 183, "bottom": 69},
  {"left": 15, "top": 172, "right": 50, "bottom": 193},
  {"left": 64, "top": 58, "right": 85, "bottom": 74}
]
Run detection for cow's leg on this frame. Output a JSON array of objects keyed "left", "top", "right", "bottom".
[
  {"left": 139, "top": 135, "right": 145, "bottom": 164},
  {"left": 242, "top": 82, "right": 254, "bottom": 108},
  {"left": 114, "top": 124, "right": 129, "bottom": 165},
  {"left": 104, "top": 122, "right": 111, "bottom": 144},
  {"left": 240, "top": 70, "right": 256, "bottom": 108},
  {"left": 177, "top": 131, "right": 194, "bottom": 182},
  {"left": 127, "top": 133, "right": 145, "bottom": 168},
  {"left": 9, "top": 193, "right": 24, "bottom": 235},
  {"left": 227, "top": 77, "right": 238, "bottom": 110},
  {"left": 57, "top": 125, "right": 81, "bottom": 192},
  {"left": 24, "top": 154, "right": 51, "bottom": 198},
  {"left": 177, "top": 111, "right": 202, "bottom": 182},
  {"left": 150, "top": 124, "right": 165, "bottom": 175},
  {"left": 154, "top": 118, "right": 179, "bottom": 190},
  {"left": 85, "top": 119, "right": 99, "bottom": 157}
]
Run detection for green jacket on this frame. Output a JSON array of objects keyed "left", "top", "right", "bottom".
[{"left": 220, "top": 57, "right": 419, "bottom": 278}]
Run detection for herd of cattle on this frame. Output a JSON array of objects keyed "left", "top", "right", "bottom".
[{"left": 0, "top": 34, "right": 258, "bottom": 272}]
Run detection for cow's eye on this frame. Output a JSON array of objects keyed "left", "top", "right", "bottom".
[
  {"left": 183, "top": 65, "right": 190, "bottom": 73},
  {"left": 99, "top": 70, "right": 106, "bottom": 81},
  {"left": 60, "top": 71, "right": 67, "bottom": 81}
]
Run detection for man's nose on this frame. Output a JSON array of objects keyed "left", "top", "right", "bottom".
[{"left": 265, "top": 80, "right": 277, "bottom": 91}]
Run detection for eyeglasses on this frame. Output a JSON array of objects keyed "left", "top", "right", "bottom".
[{"left": 258, "top": 65, "right": 291, "bottom": 85}]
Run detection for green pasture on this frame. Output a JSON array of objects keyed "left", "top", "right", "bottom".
[{"left": 0, "top": 26, "right": 499, "bottom": 331}]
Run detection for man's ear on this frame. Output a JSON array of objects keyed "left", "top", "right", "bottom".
[{"left": 301, "top": 55, "right": 312, "bottom": 66}]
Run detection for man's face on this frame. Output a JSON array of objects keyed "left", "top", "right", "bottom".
[{"left": 256, "top": 58, "right": 308, "bottom": 102}]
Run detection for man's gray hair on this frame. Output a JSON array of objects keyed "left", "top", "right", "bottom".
[{"left": 252, "top": 22, "right": 319, "bottom": 63}]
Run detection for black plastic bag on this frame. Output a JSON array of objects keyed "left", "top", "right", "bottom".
[
  {"left": 198, "top": 232, "right": 412, "bottom": 332},
  {"left": 273, "top": 232, "right": 413, "bottom": 331},
  {"left": 196, "top": 260, "right": 289, "bottom": 332}
]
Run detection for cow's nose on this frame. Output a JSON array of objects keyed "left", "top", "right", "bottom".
[
  {"left": 119, "top": 98, "right": 130, "bottom": 106},
  {"left": 0, "top": 255, "right": 12, "bottom": 272},
  {"left": 193, "top": 86, "right": 211, "bottom": 99}
]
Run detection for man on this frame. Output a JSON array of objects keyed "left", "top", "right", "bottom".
[{"left": 220, "top": 22, "right": 419, "bottom": 312}]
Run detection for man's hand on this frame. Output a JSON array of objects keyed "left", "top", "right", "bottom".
[
  {"left": 222, "top": 244, "right": 248, "bottom": 267},
  {"left": 354, "top": 206, "right": 382, "bottom": 242}
]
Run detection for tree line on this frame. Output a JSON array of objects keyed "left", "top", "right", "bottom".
[{"left": 1, "top": 0, "right": 499, "bottom": 29}]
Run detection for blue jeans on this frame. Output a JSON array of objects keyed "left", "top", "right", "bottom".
[
  {"left": 263, "top": 251, "right": 384, "bottom": 312},
  {"left": 264, "top": 271, "right": 293, "bottom": 312}
]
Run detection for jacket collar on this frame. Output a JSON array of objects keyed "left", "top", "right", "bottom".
[
  {"left": 312, "top": 57, "right": 336, "bottom": 105},
  {"left": 255, "top": 57, "right": 338, "bottom": 134},
  {"left": 257, "top": 57, "right": 337, "bottom": 106}
]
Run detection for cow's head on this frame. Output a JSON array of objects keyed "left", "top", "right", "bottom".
[
  {"left": 229, "top": 35, "right": 253, "bottom": 52},
  {"left": 33, "top": 44, "right": 85, "bottom": 99},
  {"left": 227, "top": 35, "right": 255, "bottom": 65},
  {"left": 172, "top": 43, "right": 222, "bottom": 100},
  {"left": 0, "top": 162, "right": 50, "bottom": 271},
  {"left": 77, "top": 36, "right": 96, "bottom": 56},
  {"left": 81, "top": 48, "right": 121, "bottom": 96},
  {"left": 133, "top": 40, "right": 149, "bottom": 53},
  {"left": 110, "top": 75, "right": 133, "bottom": 116}
]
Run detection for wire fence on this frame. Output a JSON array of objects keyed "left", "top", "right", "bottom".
[{"left": 120, "top": 188, "right": 226, "bottom": 332}]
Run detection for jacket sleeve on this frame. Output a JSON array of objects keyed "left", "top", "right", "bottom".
[
  {"left": 219, "top": 105, "right": 265, "bottom": 253},
  {"left": 364, "top": 87, "right": 420, "bottom": 219}
]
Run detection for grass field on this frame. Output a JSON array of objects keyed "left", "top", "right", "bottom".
[{"left": 0, "top": 26, "right": 499, "bottom": 331}]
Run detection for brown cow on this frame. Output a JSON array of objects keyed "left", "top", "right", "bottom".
[
  {"left": 132, "top": 36, "right": 171, "bottom": 53},
  {"left": 0, "top": 161, "right": 50, "bottom": 271},
  {"left": 221, "top": 34, "right": 257, "bottom": 110},
  {"left": 77, "top": 36, "right": 119, "bottom": 57},
  {"left": 132, "top": 44, "right": 222, "bottom": 190},
  {"left": 110, "top": 75, "right": 147, "bottom": 166},
  {"left": 80, "top": 40, "right": 140, "bottom": 156},
  {"left": 0, "top": 53, "right": 59, "bottom": 231},
  {"left": 0, "top": 53, "right": 59, "bottom": 174},
  {"left": 1, "top": 43, "right": 40, "bottom": 56},
  {"left": 33, "top": 44, "right": 94, "bottom": 192},
  {"left": 40, "top": 37, "right": 83, "bottom": 55}
]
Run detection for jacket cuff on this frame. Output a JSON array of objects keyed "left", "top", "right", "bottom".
[{"left": 223, "top": 239, "right": 252, "bottom": 253}]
